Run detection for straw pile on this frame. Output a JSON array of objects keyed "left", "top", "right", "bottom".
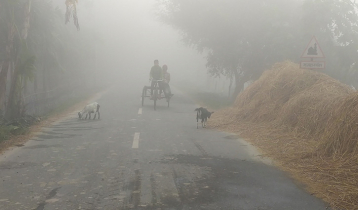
[{"left": 209, "top": 61, "right": 358, "bottom": 210}]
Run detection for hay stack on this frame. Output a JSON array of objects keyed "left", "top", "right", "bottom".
[
  {"left": 212, "top": 60, "right": 356, "bottom": 155},
  {"left": 318, "top": 92, "right": 358, "bottom": 157},
  {"left": 277, "top": 77, "right": 351, "bottom": 139},
  {"left": 234, "top": 61, "right": 328, "bottom": 123},
  {"left": 209, "top": 60, "right": 358, "bottom": 209}
]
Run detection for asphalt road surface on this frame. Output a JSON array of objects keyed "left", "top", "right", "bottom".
[{"left": 0, "top": 82, "right": 330, "bottom": 210}]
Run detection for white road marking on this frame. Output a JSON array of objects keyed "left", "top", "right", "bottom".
[
  {"left": 132, "top": 132, "right": 140, "bottom": 149},
  {"left": 138, "top": 108, "right": 142, "bottom": 115}
]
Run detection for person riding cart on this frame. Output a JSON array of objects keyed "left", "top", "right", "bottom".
[
  {"left": 162, "top": 64, "right": 173, "bottom": 98},
  {"left": 149, "top": 60, "right": 172, "bottom": 99},
  {"left": 142, "top": 60, "right": 173, "bottom": 110},
  {"left": 150, "top": 60, "right": 163, "bottom": 98}
]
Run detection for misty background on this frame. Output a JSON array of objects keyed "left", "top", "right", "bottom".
[
  {"left": 68, "top": 0, "right": 208, "bottom": 87},
  {"left": 1, "top": 0, "right": 358, "bottom": 120}
]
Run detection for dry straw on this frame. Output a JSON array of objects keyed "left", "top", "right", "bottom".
[{"left": 209, "top": 61, "right": 358, "bottom": 210}]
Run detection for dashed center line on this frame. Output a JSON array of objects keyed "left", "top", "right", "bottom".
[
  {"left": 138, "top": 108, "right": 142, "bottom": 115},
  {"left": 132, "top": 132, "right": 140, "bottom": 149}
]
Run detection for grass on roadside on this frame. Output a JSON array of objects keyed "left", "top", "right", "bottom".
[
  {"left": 0, "top": 86, "right": 106, "bottom": 146},
  {"left": 0, "top": 124, "right": 30, "bottom": 144},
  {"left": 45, "top": 92, "right": 95, "bottom": 118},
  {"left": 0, "top": 96, "right": 89, "bottom": 143},
  {"left": 0, "top": 126, "right": 14, "bottom": 144}
]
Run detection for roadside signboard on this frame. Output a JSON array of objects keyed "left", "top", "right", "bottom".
[
  {"left": 301, "top": 36, "right": 325, "bottom": 58},
  {"left": 300, "top": 36, "right": 325, "bottom": 70},
  {"left": 300, "top": 61, "right": 325, "bottom": 69}
]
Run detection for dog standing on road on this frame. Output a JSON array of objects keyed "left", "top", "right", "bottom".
[{"left": 195, "top": 107, "right": 214, "bottom": 128}]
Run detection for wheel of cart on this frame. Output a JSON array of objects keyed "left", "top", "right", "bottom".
[
  {"left": 141, "top": 86, "right": 151, "bottom": 106},
  {"left": 165, "top": 89, "right": 173, "bottom": 108},
  {"left": 141, "top": 80, "right": 172, "bottom": 110}
]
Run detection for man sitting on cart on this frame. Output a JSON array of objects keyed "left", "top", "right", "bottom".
[
  {"left": 149, "top": 60, "right": 173, "bottom": 99},
  {"left": 150, "top": 60, "right": 164, "bottom": 99}
]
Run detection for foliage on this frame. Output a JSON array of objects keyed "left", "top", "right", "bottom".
[
  {"left": 18, "top": 41, "right": 36, "bottom": 82},
  {"left": 157, "top": 0, "right": 358, "bottom": 97},
  {"left": 0, "top": 115, "right": 38, "bottom": 142},
  {"left": 65, "top": 0, "right": 80, "bottom": 30},
  {"left": 0, "top": 125, "right": 13, "bottom": 142},
  {"left": 157, "top": 0, "right": 303, "bottom": 97},
  {"left": 0, "top": 0, "right": 95, "bottom": 120},
  {"left": 302, "top": 0, "right": 358, "bottom": 84}
]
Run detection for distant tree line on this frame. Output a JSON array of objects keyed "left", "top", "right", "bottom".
[
  {"left": 157, "top": 0, "right": 358, "bottom": 98},
  {"left": 0, "top": 0, "right": 95, "bottom": 120}
]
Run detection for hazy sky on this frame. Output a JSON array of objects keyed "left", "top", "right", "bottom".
[{"left": 62, "top": 0, "right": 208, "bottom": 86}]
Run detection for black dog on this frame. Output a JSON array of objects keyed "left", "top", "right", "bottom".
[{"left": 195, "top": 107, "right": 214, "bottom": 128}]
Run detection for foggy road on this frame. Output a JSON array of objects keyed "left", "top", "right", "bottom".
[{"left": 0, "top": 82, "right": 329, "bottom": 210}]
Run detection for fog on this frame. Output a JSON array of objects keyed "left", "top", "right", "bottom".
[
  {"left": 72, "top": 0, "right": 208, "bottom": 88},
  {"left": 2, "top": 0, "right": 357, "bottom": 118},
  {"left": 1, "top": 2, "right": 358, "bottom": 209}
]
